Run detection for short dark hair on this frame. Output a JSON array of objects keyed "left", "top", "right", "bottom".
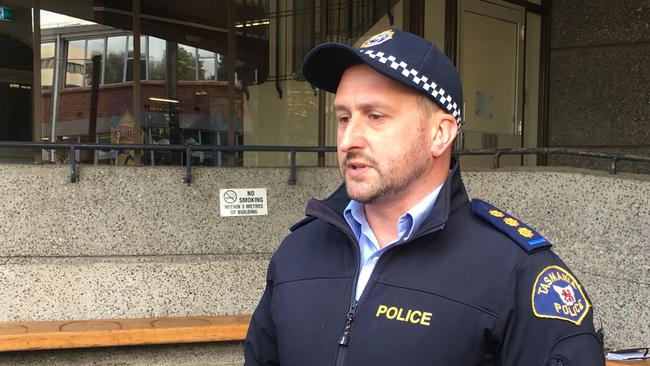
[{"left": 416, "top": 94, "right": 439, "bottom": 118}]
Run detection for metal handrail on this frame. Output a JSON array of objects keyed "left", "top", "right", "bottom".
[
  {"left": 0, "top": 141, "right": 336, "bottom": 184},
  {"left": 0, "top": 141, "right": 648, "bottom": 184},
  {"left": 455, "top": 147, "right": 650, "bottom": 174}
]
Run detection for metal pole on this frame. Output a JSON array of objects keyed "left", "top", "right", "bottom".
[
  {"left": 132, "top": 0, "right": 142, "bottom": 161},
  {"left": 227, "top": 0, "right": 238, "bottom": 166},
  {"left": 274, "top": 0, "right": 283, "bottom": 99},
  {"left": 317, "top": 0, "right": 328, "bottom": 167},
  {"left": 609, "top": 158, "right": 618, "bottom": 175},
  {"left": 50, "top": 34, "right": 62, "bottom": 156},
  {"left": 147, "top": 128, "right": 154, "bottom": 166},
  {"left": 32, "top": 1, "right": 43, "bottom": 163},
  {"left": 85, "top": 54, "right": 101, "bottom": 163},
  {"left": 185, "top": 145, "right": 192, "bottom": 184},
  {"left": 493, "top": 152, "right": 502, "bottom": 169},
  {"left": 69, "top": 146, "right": 77, "bottom": 183},
  {"left": 289, "top": 150, "right": 297, "bottom": 185}
]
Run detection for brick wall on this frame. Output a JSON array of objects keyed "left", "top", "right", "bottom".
[{"left": 42, "top": 81, "right": 242, "bottom": 132}]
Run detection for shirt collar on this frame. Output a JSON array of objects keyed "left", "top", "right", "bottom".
[
  {"left": 405, "top": 185, "right": 443, "bottom": 240},
  {"left": 343, "top": 199, "right": 365, "bottom": 241},
  {"left": 343, "top": 184, "right": 443, "bottom": 245}
]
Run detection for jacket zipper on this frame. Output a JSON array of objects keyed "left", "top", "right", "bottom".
[
  {"left": 331, "top": 223, "right": 361, "bottom": 366},
  {"left": 334, "top": 299, "right": 358, "bottom": 366},
  {"left": 338, "top": 300, "right": 358, "bottom": 346},
  {"left": 332, "top": 221, "right": 447, "bottom": 366}
]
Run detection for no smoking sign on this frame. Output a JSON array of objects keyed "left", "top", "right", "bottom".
[
  {"left": 219, "top": 188, "right": 268, "bottom": 217},
  {"left": 223, "top": 190, "right": 238, "bottom": 204}
]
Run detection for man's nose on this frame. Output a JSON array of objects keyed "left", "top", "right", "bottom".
[{"left": 338, "top": 118, "right": 366, "bottom": 152}]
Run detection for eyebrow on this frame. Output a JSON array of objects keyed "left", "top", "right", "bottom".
[
  {"left": 333, "top": 104, "right": 348, "bottom": 113},
  {"left": 333, "top": 100, "right": 395, "bottom": 113}
]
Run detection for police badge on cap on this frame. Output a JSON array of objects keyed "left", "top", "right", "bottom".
[{"left": 360, "top": 30, "right": 394, "bottom": 48}]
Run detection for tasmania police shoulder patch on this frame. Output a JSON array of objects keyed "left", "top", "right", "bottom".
[
  {"left": 531, "top": 266, "right": 591, "bottom": 325},
  {"left": 471, "top": 199, "right": 551, "bottom": 253}
]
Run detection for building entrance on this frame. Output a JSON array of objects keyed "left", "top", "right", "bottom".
[{"left": 458, "top": 0, "right": 526, "bottom": 167}]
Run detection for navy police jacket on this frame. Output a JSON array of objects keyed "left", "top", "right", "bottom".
[{"left": 245, "top": 159, "right": 605, "bottom": 365}]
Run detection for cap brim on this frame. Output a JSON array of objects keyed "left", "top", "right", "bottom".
[{"left": 302, "top": 43, "right": 365, "bottom": 93}]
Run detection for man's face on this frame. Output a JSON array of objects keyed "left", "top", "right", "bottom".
[{"left": 334, "top": 64, "right": 435, "bottom": 204}]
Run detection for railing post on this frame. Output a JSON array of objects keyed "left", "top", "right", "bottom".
[
  {"left": 69, "top": 146, "right": 77, "bottom": 183},
  {"left": 288, "top": 150, "right": 297, "bottom": 185},
  {"left": 609, "top": 158, "right": 618, "bottom": 175},
  {"left": 184, "top": 145, "right": 192, "bottom": 184},
  {"left": 492, "top": 151, "right": 501, "bottom": 169}
]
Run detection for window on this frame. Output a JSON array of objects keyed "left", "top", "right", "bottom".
[
  {"left": 292, "top": 0, "right": 314, "bottom": 75},
  {"left": 41, "top": 42, "right": 55, "bottom": 90},
  {"left": 65, "top": 39, "right": 85, "bottom": 87},
  {"left": 84, "top": 38, "right": 105, "bottom": 86},
  {"left": 216, "top": 53, "right": 228, "bottom": 82},
  {"left": 198, "top": 48, "right": 216, "bottom": 81},
  {"left": 126, "top": 35, "right": 146, "bottom": 81},
  {"left": 148, "top": 36, "right": 166, "bottom": 80},
  {"left": 105, "top": 36, "right": 127, "bottom": 84},
  {"left": 178, "top": 44, "right": 197, "bottom": 81}
]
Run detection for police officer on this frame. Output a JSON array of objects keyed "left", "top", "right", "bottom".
[{"left": 245, "top": 29, "right": 605, "bottom": 366}]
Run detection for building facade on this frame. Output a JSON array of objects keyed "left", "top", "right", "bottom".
[
  {"left": 0, "top": 0, "right": 561, "bottom": 168},
  {"left": 0, "top": 2, "right": 648, "bottom": 364}
]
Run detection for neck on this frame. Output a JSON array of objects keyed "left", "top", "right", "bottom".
[{"left": 364, "top": 161, "right": 449, "bottom": 248}]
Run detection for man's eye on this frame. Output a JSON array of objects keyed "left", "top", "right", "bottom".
[
  {"left": 368, "top": 113, "right": 382, "bottom": 121},
  {"left": 337, "top": 116, "right": 349, "bottom": 124}
]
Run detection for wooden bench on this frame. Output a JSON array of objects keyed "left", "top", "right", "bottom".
[
  {"left": 0, "top": 317, "right": 644, "bottom": 365},
  {"left": 608, "top": 361, "right": 650, "bottom": 365},
  {"left": 0, "top": 315, "right": 251, "bottom": 352}
]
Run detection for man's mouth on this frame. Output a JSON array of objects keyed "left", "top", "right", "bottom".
[
  {"left": 342, "top": 152, "right": 375, "bottom": 177},
  {"left": 345, "top": 160, "right": 373, "bottom": 178},
  {"left": 347, "top": 160, "right": 369, "bottom": 170}
]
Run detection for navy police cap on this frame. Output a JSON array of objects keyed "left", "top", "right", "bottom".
[{"left": 302, "top": 29, "right": 463, "bottom": 126}]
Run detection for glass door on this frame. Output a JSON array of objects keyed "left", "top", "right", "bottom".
[{"left": 457, "top": 0, "right": 525, "bottom": 167}]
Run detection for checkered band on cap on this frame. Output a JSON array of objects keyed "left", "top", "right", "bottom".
[{"left": 360, "top": 49, "right": 463, "bottom": 126}]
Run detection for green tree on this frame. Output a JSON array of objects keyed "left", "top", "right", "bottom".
[
  {"left": 177, "top": 46, "right": 205, "bottom": 81},
  {"left": 148, "top": 56, "right": 166, "bottom": 80}
]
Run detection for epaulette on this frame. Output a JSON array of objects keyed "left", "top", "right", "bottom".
[
  {"left": 471, "top": 199, "right": 551, "bottom": 253},
  {"left": 289, "top": 216, "right": 317, "bottom": 232}
]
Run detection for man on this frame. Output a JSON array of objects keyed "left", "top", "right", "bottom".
[{"left": 245, "top": 29, "right": 604, "bottom": 365}]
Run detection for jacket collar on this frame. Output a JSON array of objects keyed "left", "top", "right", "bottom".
[{"left": 303, "top": 157, "right": 469, "bottom": 235}]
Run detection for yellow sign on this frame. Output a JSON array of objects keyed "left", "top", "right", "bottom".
[{"left": 111, "top": 111, "right": 137, "bottom": 165}]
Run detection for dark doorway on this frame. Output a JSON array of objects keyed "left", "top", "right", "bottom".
[{"left": 0, "top": 82, "right": 32, "bottom": 141}]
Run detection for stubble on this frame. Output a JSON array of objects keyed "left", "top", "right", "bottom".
[{"left": 340, "top": 123, "right": 431, "bottom": 204}]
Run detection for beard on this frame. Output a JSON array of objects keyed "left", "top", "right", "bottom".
[{"left": 339, "top": 129, "right": 431, "bottom": 204}]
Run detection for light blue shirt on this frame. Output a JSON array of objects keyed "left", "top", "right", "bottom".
[{"left": 343, "top": 185, "right": 443, "bottom": 300}]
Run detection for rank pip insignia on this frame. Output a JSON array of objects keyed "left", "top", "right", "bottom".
[
  {"left": 518, "top": 227, "right": 534, "bottom": 238},
  {"left": 532, "top": 266, "right": 591, "bottom": 325},
  {"left": 504, "top": 217, "right": 519, "bottom": 227},
  {"left": 471, "top": 199, "right": 551, "bottom": 253},
  {"left": 489, "top": 210, "right": 504, "bottom": 218}
]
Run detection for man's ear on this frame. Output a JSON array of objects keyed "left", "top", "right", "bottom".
[{"left": 431, "top": 114, "right": 458, "bottom": 158}]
